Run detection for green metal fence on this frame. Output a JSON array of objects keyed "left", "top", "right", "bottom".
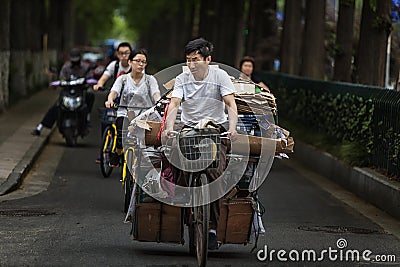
[
  {"left": 372, "top": 90, "right": 400, "bottom": 177},
  {"left": 258, "top": 71, "right": 400, "bottom": 178}
]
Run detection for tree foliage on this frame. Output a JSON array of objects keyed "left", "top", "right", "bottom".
[
  {"left": 120, "top": 0, "right": 181, "bottom": 36},
  {"left": 72, "top": 0, "right": 121, "bottom": 42}
]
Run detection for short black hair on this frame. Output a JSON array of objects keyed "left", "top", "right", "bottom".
[
  {"left": 239, "top": 56, "right": 255, "bottom": 69},
  {"left": 129, "top": 48, "right": 148, "bottom": 61},
  {"left": 117, "top": 42, "right": 132, "bottom": 51},
  {"left": 184, "top": 38, "right": 214, "bottom": 58}
]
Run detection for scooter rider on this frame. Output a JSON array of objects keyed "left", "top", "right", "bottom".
[{"left": 31, "top": 48, "right": 94, "bottom": 136}]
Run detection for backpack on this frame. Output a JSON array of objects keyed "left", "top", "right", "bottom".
[
  {"left": 113, "top": 60, "right": 120, "bottom": 82},
  {"left": 117, "top": 75, "right": 127, "bottom": 106},
  {"left": 113, "top": 60, "right": 132, "bottom": 82}
]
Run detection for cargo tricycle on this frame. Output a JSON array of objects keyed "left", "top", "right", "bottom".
[{"left": 123, "top": 63, "right": 291, "bottom": 267}]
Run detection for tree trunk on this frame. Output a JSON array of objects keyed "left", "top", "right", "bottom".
[
  {"left": 213, "top": 0, "right": 245, "bottom": 66},
  {"left": 138, "top": 1, "right": 195, "bottom": 70},
  {"left": 48, "top": 0, "right": 73, "bottom": 58},
  {"left": 198, "top": 0, "right": 219, "bottom": 46},
  {"left": 166, "top": 0, "right": 195, "bottom": 64},
  {"left": 74, "top": 19, "right": 89, "bottom": 46},
  {"left": 355, "top": 0, "right": 391, "bottom": 86},
  {"left": 195, "top": 0, "right": 246, "bottom": 66},
  {"left": 245, "top": 0, "right": 278, "bottom": 71},
  {"left": 0, "top": 0, "right": 10, "bottom": 110},
  {"left": 333, "top": 0, "right": 355, "bottom": 82},
  {"left": 280, "top": 0, "right": 303, "bottom": 75},
  {"left": 9, "top": 0, "right": 29, "bottom": 100},
  {"left": 26, "top": 0, "right": 47, "bottom": 94},
  {"left": 300, "top": 0, "right": 326, "bottom": 79}
]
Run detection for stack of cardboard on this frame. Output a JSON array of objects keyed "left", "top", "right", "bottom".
[{"left": 234, "top": 91, "right": 277, "bottom": 116}]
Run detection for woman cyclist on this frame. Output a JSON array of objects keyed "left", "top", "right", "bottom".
[{"left": 105, "top": 49, "right": 161, "bottom": 167}]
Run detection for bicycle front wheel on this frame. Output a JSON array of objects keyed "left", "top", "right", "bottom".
[
  {"left": 123, "top": 149, "right": 135, "bottom": 213},
  {"left": 195, "top": 173, "right": 210, "bottom": 267},
  {"left": 99, "top": 125, "right": 115, "bottom": 178}
]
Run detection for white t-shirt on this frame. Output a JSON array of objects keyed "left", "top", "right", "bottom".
[
  {"left": 171, "top": 66, "right": 236, "bottom": 126},
  {"left": 103, "top": 60, "right": 131, "bottom": 78},
  {"left": 111, "top": 74, "right": 160, "bottom": 117}
]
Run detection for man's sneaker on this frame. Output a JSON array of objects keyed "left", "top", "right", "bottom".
[
  {"left": 95, "top": 156, "right": 101, "bottom": 164},
  {"left": 208, "top": 232, "right": 218, "bottom": 250},
  {"left": 31, "top": 129, "right": 41, "bottom": 136},
  {"left": 109, "top": 152, "right": 120, "bottom": 168}
]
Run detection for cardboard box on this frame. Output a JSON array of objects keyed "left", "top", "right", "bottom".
[
  {"left": 234, "top": 83, "right": 255, "bottom": 94},
  {"left": 160, "top": 204, "right": 183, "bottom": 243},
  {"left": 217, "top": 197, "right": 254, "bottom": 244},
  {"left": 276, "top": 136, "right": 294, "bottom": 153},
  {"left": 144, "top": 121, "right": 162, "bottom": 146},
  {"left": 135, "top": 203, "right": 161, "bottom": 241},
  {"left": 135, "top": 202, "right": 183, "bottom": 243},
  {"left": 229, "top": 134, "right": 294, "bottom": 156}
]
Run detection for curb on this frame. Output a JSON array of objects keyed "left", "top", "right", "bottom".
[
  {"left": 0, "top": 128, "right": 55, "bottom": 196},
  {"left": 293, "top": 141, "right": 400, "bottom": 220}
]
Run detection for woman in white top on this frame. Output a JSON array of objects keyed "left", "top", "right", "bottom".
[{"left": 105, "top": 49, "right": 161, "bottom": 167}]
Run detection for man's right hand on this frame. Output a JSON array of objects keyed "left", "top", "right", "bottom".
[{"left": 105, "top": 100, "right": 114, "bottom": 108}]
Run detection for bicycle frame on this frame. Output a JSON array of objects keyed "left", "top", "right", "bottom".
[
  {"left": 169, "top": 127, "right": 228, "bottom": 267},
  {"left": 122, "top": 143, "right": 138, "bottom": 188},
  {"left": 103, "top": 123, "right": 118, "bottom": 153}
]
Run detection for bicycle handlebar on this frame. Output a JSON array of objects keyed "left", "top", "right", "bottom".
[
  {"left": 49, "top": 78, "right": 98, "bottom": 87},
  {"left": 113, "top": 104, "right": 153, "bottom": 110},
  {"left": 167, "top": 130, "right": 179, "bottom": 138},
  {"left": 167, "top": 130, "right": 231, "bottom": 139},
  {"left": 97, "top": 86, "right": 109, "bottom": 92}
]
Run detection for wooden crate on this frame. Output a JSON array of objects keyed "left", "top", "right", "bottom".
[
  {"left": 217, "top": 197, "right": 254, "bottom": 244},
  {"left": 160, "top": 204, "right": 183, "bottom": 243},
  {"left": 135, "top": 202, "right": 183, "bottom": 243},
  {"left": 135, "top": 203, "right": 161, "bottom": 241}
]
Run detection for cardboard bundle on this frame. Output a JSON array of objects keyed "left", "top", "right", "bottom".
[
  {"left": 234, "top": 91, "right": 277, "bottom": 115},
  {"left": 229, "top": 134, "right": 294, "bottom": 156}
]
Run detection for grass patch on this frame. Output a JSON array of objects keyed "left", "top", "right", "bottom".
[{"left": 278, "top": 117, "right": 369, "bottom": 166}]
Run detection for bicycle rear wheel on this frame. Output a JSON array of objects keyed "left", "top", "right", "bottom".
[
  {"left": 100, "top": 125, "right": 115, "bottom": 178},
  {"left": 195, "top": 173, "right": 210, "bottom": 267}
]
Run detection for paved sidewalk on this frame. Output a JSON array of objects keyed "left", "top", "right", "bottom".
[{"left": 0, "top": 88, "right": 58, "bottom": 195}]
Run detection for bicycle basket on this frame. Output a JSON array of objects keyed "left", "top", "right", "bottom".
[
  {"left": 178, "top": 128, "right": 221, "bottom": 171},
  {"left": 103, "top": 108, "right": 117, "bottom": 124}
]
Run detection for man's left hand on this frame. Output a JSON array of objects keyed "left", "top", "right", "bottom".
[{"left": 228, "top": 128, "right": 238, "bottom": 141}]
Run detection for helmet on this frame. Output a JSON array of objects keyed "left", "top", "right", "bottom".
[{"left": 69, "top": 48, "right": 81, "bottom": 62}]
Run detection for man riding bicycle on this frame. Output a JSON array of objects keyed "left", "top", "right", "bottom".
[{"left": 163, "top": 38, "right": 238, "bottom": 250}]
